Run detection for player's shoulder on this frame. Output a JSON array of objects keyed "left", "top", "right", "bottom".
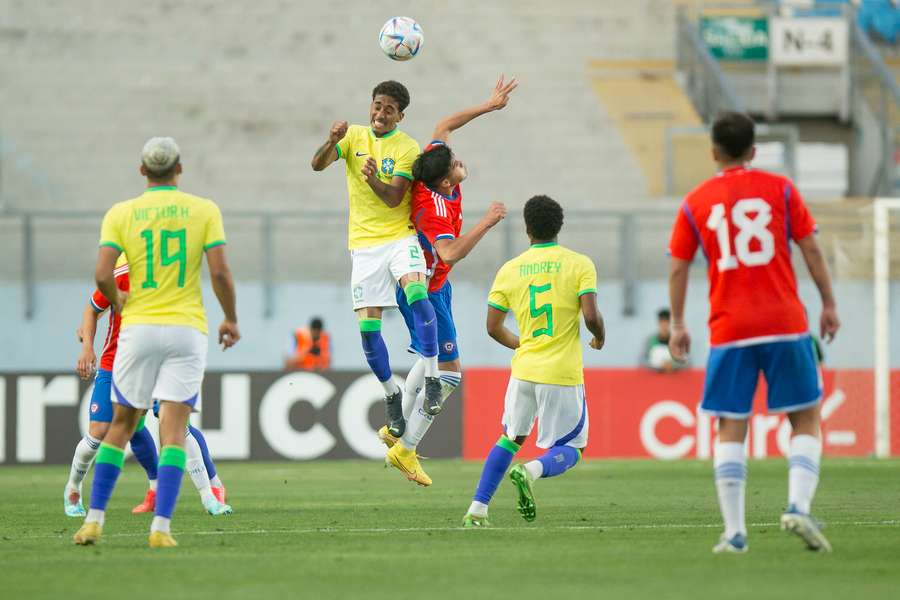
[
  {"left": 175, "top": 191, "right": 222, "bottom": 215},
  {"left": 560, "top": 245, "right": 595, "bottom": 267},
  {"left": 392, "top": 128, "right": 420, "bottom": 151}
]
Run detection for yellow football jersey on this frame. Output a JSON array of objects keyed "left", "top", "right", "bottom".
[
  {"left": 488, "top": 243, "right": 598, "bottom": 386},
  {"left": 336, "top": 125, "right": 419, "bottom": 249},
  {"left": 99, "top": 186, "right": 226, "bottom": 335}
]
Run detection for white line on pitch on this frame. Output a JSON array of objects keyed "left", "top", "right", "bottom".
[{"left": 10, "top": 519, "right": 900, "bottom": 542}]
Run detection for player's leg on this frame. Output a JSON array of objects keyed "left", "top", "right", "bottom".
[
  {"left": 64, "top": 369, "right": 113, "bottom": 517},
  {"left": 763, "top": 338, "right": 830, "bottom": 551},
  {"left": 512, "top": 383, "right": 589, "bottom": 522},
  {"left": 187, "top": 424, "right": 226, "bottom": 499},
  {"left": 463, "top": 378, "right": 535, "bottom": 527},
  {"left": 185, "top": 426, "right": 232, "bottom": 515},
  {"left": 702, "top": 344, "right": 759, "bottom": 554},
  {"left": 128, "top": 414, "right": 159, "bottom": 514}
]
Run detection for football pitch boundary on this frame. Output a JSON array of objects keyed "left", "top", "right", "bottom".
[{"left": 18, "top": 519, "right": 900, "bottom": 541}]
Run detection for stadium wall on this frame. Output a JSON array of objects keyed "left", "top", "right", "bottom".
[{"left": 2, "top": 368, "right": 897, "bottom": 465}]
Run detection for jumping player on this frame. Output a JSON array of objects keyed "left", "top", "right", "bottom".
[
  {"left": 380, "top": 75, "right": 517, "bottom": 486},
  {"left": 65, "top": 258, "right": 159, "bottom": 517},
  {"left": 73, "top": 137, "right": 239, "bottom": 548},
  {"left": 462, "top": 196, "right": 605, "bottom": 526},
  {"left": 311, "top": 81, "right": 440, "bottom": 438},
  {"left": 667, "top": 112, "right": 840, "bottom": 554}
]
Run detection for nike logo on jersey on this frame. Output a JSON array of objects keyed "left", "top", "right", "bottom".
[
  {"left": 424, "top": 319, "right": 435, "bottom": 326},
  {"left": 355, "top": 152, "right": 368, "bottom": 157}
]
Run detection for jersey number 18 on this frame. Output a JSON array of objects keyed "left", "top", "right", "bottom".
[{"left": 706, "top": 198, "right": 775, "bottom": 271}]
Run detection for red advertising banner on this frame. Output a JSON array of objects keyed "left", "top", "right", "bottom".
[{"left": 462, "top": 368, "right": 900, "bottom": 460}]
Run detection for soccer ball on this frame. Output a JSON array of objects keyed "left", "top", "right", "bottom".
[{"left": 379, "top": 17, "right": 423, "bottom": 61}]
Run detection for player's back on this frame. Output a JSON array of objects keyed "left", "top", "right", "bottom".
[
  {"left": 100, "top": 187, "right": 226, "bottom": 335},
  {"left": 670, "top": 167, "right": 817, "bottom": 345},
  {"left": 489, "top": 243, "right": 597, "bottom": 386}
]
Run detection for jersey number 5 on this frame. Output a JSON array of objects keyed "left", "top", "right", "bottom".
[
  {"left": 706, "top": 198, "right": 775, "bottom": 271},
  {"left": 529, "top": 283, "right": 554, "bottom": 338},
  {"left": 140, "top": 229, "right": 187, "bottom": 289}
]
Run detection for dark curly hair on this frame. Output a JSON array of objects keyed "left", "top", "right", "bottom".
[
  {"left": 712, "top": 111, "right": 754, "bottom": 160},
  {"left": 372, "top": 80, "right": 410, "bottom": 112},
  {"left": 412, "top": 144, "right": 452, "bottom": 186},
  {"left": 524, "top": 195, "right": 564, "bottom": 242}
]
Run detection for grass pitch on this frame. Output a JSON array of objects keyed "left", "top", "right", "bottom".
[{"left": 1, "top": 459, "right": 898, "bottom": 599}]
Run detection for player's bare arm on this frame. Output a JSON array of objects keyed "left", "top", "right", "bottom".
[
  {"left": 433, "top": 202, "right": 507, "bottom": 265},
  {"left": 76, "top": 302, "right": 100, "bottom": 380},
  {"left": 310, "top": 120, "right": 348, "bottom": 171},
  {"left": 95, "top": 245, "right": 124, "bottom": 315},
  {"left": 580, "top": 292, "right": 605, "bottom": 350},
  {"left": 486, "top": 305, "right": 520, "bottom": 350},
  {"left": 361, "top": 158, "right": 411, "bottom": 208},
  {"left": 206, "top": 245, "right": 241, "bottom": 349},
  {"left": 431, "top": 75, "right": 518, "bottom": 143},
  {"left": 667, "top": 257, "right": 691, "bottom": 360},
  {"left": 797, "top": 234, "right": 840, "bottom": 343}
]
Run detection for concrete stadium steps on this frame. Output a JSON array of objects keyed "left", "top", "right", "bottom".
[
  {"left": 0, "top": 0, "right": 681, "bottom": 217},
  {"left": 589, "top": 59, "right": 711, "bottom": 197}
]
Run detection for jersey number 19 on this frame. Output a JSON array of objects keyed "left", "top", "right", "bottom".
[{"left": 140, "top": 228, "right": 187, "bottom": 289}]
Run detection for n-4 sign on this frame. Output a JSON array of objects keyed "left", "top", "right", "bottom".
[{"left": 770, "top": 17, "right": 848, "bottom": 66}]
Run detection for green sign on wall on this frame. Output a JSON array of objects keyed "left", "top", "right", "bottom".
[{"left": 700, "top": 16, "right": 769, "bottom": 61}]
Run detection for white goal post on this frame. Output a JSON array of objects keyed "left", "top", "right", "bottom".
[{"left": 874, "top": 198, "right": 899, "bottom": 458}]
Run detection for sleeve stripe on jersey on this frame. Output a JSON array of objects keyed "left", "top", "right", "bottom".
[
  {"left": 394, "top": 171, "right": 413, "bottom": 181},
  {"left": 90, "top": 297, "right": 106, "bottom": 313},
  {"left": 431, "top": 193, "right": 447, "bottom": 218},
  {"left": 487, "top": 301, "right": 509, "bottom": 313},
  {"left": 578, "top": 288, "right": 597, "bottom": 297},
  {"left": 335, "top": 145, "right": 343, "bottom": 159},
  {"left": 435, "top": 233, "right": 455, "bottom": 241},
  {"left": 99, "top": 241, "right": 123, "bottom": 252},
  {"left": 429, "top": 140, "right": 446, "bottom": 147},
  {"left": 681, "top": 205, "right": 708, "bottom": 261},
  {"left": 204, "top": 240, "right": 227, "bottom": 251}
]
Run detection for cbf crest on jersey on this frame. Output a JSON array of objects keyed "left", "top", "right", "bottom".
[{"left": 381, "top": 158, "right": 395, "bottom": 175}]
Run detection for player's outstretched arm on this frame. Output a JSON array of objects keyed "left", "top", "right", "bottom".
[
  {"left": 433, "top": 202, "right": 507, "bottom": 265},
  {"left": 431, "top": 75, "right": 518, "bottom": 143},
  {"left": 311, "top": 121, "right": 348, "bottom": 171},
  {"left": 668, "top": 257, "right": 692, "bottom": 360},
  {"left": 580, "top": 292, "right": 605, "bottom": 350},
  {"left": 75, "top": 302, "right": 100, "bottom": 380},
  {"left": 206, "top": 245, "right": 241, "bottom": 349},
  {"left": 797, "top": 234, "right": 840, "bottom": 342},
  {"left": 486, "top": 305, "right": 520, "bottom": 350}
]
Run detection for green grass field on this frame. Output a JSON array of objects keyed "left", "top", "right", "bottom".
[{"left": 1, "top": 459, "right": 898, "bottom": 599}]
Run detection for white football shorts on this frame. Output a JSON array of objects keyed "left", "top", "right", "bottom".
[
  {"left": 502, "top": 377, "right": 589, "bottom": 449},
  {"left": 350, "top": 235, "right": 427, "bottom": 310},
  {"left": 112, "top": 324, "right": 208, "bottom": 410}
]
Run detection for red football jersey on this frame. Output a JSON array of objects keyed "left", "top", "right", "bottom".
[
  {"left": 668, "top": 167, "right": 817, "bottom": 346},
  {"left": 410, "top": 143, "right": 463, "bottom": 292},
  {"left": 90, "top": 262, "right": 130, "bottom": 371}
]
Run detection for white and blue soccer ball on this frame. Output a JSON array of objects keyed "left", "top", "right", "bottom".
[{"left": 379, "top": 17, "right": 423, "bottom": 61}]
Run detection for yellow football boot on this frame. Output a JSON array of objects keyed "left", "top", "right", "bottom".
[
  {"left": 378, "top": 425, "right": 399, "bottom": 449},
  {"left": 386, "top": 443, "right": 432, "bottom": 486},
  {"left": 148, "top": 531, "right": 178, "bottom": 548},
  {"left": 73, "top": 521, "right": 102, "bottom": 545}
]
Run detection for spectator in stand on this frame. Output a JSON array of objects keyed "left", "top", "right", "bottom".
[
  {"left": 285, "top": 317, "right": 331, "bottom": 371},
  {"left": 643, "top": 308, "right": 688, "bottom": 373}
]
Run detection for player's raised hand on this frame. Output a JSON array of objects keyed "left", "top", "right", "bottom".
[
  {"left": 487, "top": 75, "right": 518, "bottom": 111},
  {"left": 361, "top": 157, "right": 378, "bottom": 182},
  {"left": 668, "top": 324, "right": 691, "bottom": 362},
  {"left": 820, "top": 305, "right": 840, "bottom": 343},
  {"left": 76, "top": 347, "right": 96, "bottom": 380},
  {"left": 329, "top": 121, "right": 349, "bottom": 144},
  {"left": 482, "top": 202, "right": 507, "bottom": 227},
  {"left": 219, "top": 320, "right": 241, "bottom": 350}
]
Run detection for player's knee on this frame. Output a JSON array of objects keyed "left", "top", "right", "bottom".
[
  {"left": 403, "top": 280, "right": 428, "bottom": 304},
  {"left": 89, "top": 421, "right": 110, "bottom": 440}
]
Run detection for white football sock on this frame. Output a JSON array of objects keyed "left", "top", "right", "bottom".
[
  {"left": 85, "top": 508, "right": 105, "bottom": 526},
  {"left": 424, "top": 355, "right": 439, "bottom": 379},
  {"left": 210, "top": 475, "right": 223, "bottom": 489},
  {"left": 150, "top": 515, "right": 170, "bottom": 534},
  {"left": 788, "top": 434, "right": 821, "bottom": 514},
  {"left": 66, "top": 435, "right": 102, "bottom": 492},
  {"left": 381, "top": 378, "right": 401, "bottom": 396},
  {"left": 467, "top": 500, "right": 489, "bottom": 517},
  {"left": 149, "top": 479, "right": 158, "bottom": 492},
  {"left": 402, "top": 358, "right": 426, "bottom": 420},
  {"left": 524, "top": 460, "right": 543, "bottom": 482},
  {"left": 400, "top": 371, "right": 461, "bottom": 450},
  {"left": 714, "top": 441, "right": 747, "bottom": 538},
  {"left": 185, "top": 430, "right": 216, "bottom": 505}
]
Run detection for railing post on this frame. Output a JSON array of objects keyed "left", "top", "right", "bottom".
[
  {"left": 262, "top": 215, "right": 274, "bottom": 319},
  {"left": 620, "top": 213, "right": 637, "bottom": 317},
  {"left": 23, "top": 214, "right": 34, "bottom": 320}
]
